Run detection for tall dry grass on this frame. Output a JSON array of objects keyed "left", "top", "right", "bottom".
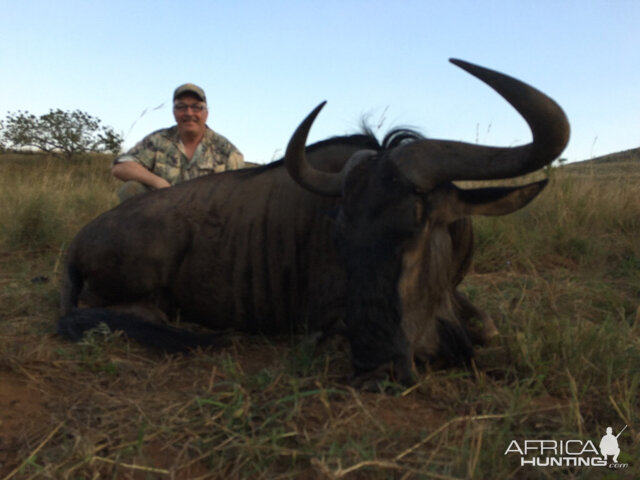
[
  {"left": 467, "top": 165, "right": 640, "bottom": 272},
  {"left": 0, "top": 153, "right": 118, "bottom": 252},
  {"left": 0, "top": 155, "right": 638, "bottom": 479}
]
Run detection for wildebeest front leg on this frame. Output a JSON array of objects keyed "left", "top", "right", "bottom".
[{"left": 348, "top": 319, "right": 414, "bottom": 390}]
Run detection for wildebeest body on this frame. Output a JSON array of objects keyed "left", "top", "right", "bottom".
[
  {"left": 60, "top": 59, "right": 570, "bottom": 385},
  {"left": 62, "top": 143, "right": 370, "bottom": 334}
]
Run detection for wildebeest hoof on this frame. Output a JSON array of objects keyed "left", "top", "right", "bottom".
[
  {"left": 350, "top": 369, "right": 390, "bottom": 392},
  {"left": 350, "top": 361, "right": 415, "bottom": 392}
]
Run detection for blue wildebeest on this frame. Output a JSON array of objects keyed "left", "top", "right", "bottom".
[{"left": 58, "top": 59, "right": 569, "bottom": 386}]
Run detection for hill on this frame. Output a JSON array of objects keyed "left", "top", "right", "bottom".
[
  {"left": 575, "top": 146, "right": 640, "bottom": 165},
  {"left": 562, "top": 146, "right": 640, "bottom": 179}
]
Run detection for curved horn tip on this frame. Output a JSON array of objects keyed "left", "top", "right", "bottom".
[
  {"left": 307, "top": 101, "right": 327, "bottom": 121},
  {"left": 449, "top": 58, "right": 469, "bottom": 67},
  {"left": 294, "top": 101, "right": 327, "bottom": 138},
  {"left": 448, "top": 58, "right": 491, "bottom": 77},
  {"left": 290, "top": 101, "right": 327, "bottom": 144},
  {"left": 284, "top": 100, "right": 343, "bottom": 197}
]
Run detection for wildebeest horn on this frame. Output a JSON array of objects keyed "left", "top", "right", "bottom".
[
  {"left": 285, "top": 59, "right": 570, "bottom": 195},
  {"left": 285, "top": 101, "right": 345, "bottom": 196},
  {"left": 392, "top": 59, "right": 570, "bottom": 190}
]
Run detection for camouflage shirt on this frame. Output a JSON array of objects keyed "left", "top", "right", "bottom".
[{"left": 115, "top": 125, "right": 244, "bottom": 185}]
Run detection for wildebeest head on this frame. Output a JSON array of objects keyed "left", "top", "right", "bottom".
[{"left": 284, "top": 59, "right": 570, "bottom": 385}]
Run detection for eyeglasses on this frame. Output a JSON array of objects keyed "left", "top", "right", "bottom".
[{"left": 173, "top": 103, "right": 206, "bottom": 113}]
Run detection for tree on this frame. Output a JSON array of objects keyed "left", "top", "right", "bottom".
[{"left": 0, "top": 109, "right": 123, "bottom": 159}]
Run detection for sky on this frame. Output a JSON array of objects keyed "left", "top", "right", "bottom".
[{"left": 1, "top": 0, "right": 639, "bottom": 164}]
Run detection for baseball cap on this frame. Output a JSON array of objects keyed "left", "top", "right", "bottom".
[{"left": 173, "top": 83, "right": 206, "bottom": 102}]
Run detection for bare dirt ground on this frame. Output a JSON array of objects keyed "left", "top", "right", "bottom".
[{"left": 1, "top": 313, "right": 462, "bottom": 479}]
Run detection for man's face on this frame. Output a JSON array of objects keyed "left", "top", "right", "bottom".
[{"left": 173, "top": 93, "right": 208, "bottom": 138}]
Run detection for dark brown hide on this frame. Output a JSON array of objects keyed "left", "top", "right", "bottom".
[
  {"left": 59, "top": 59, "right": 569, "bottom": 386},
  {"left": 60, "top": 138, "right": 377, "bottom": 335}
]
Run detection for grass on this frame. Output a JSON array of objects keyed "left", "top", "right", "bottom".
[
  {"left": 0, "top": 152, "right": 639, "bottom": 479},
  {"left": 0, "top": 153, "right": 118, "bottom": 251}
]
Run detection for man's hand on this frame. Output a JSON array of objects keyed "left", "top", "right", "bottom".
[{"left": 112, "top": 162, "right": 171, "bottom": 190}]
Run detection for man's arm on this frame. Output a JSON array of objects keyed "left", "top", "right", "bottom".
[{"left": 112, "top": 161, "right": 171, "bottom": 189}]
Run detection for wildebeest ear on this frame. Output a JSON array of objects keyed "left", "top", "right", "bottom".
[{"left": 455, "top": 179, "right": 548, "bottom": 216}]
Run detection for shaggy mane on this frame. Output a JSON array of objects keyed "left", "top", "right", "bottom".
[{"left": 256, "top": 124, "right": 426, "bottom": 172}]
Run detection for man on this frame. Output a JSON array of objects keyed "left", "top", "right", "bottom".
[{"left": 112, "top": 83, "right": 244, "bottom": 201}]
